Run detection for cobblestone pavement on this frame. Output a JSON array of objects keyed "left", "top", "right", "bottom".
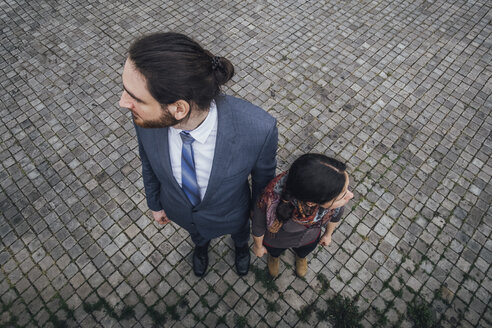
[{"left": 1, "top": 0, "right": 491, "bottom": 327}]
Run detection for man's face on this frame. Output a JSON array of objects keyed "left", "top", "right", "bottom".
[{"left": 119, "top": 59, "right": 179, "bottom": 128}]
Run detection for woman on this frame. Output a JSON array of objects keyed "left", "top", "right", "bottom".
[{"left": 252, "top": 154, "right": 354, "bottom": 277}]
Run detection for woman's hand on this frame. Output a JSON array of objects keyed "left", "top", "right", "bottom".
[
  {"left": 253, "top": 244, "right": 268, "bottom": 257},
  {"left": 320, "top": 221, "right": 338, "bottom": 246},
  {"left": 319, "top": 234, "right": 332, "bottom": 246}
]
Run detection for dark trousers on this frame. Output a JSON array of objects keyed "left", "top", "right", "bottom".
[
  {"left": 264, "top": 235, "right": 321, "bottom": 259},
  {"left": 189, "top": 218, "right": 250, "bottom": 248}
]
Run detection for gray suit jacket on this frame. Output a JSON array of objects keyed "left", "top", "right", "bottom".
[{"left": 134, "top": 95, "right": 278, "bottom": 240}]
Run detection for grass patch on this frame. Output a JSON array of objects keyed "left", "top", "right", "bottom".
[
  {"left": 317, "top": 272, "right": 330, "bottom": 295},
  {"left": 1, "top": 302, "right": 13, "bottom": 312},
  {"left": 266, "top": 299, "right": 280, "bottom": 312},
  {"left": 235, "top": 314, "right": 247, "bottom": 328},
  {"left": 317, "top": 295, "right": 363, "bottom": 328},
  {"left": 217, "top": 314, "right": 226, "bottom": 325},
  {"left": 383, "top": 278, "right": 403, "bottom": 298},
  {"left": 373, "top": 307, "right": 388, "bottom": 327},
  {"left": 297, "top": 304, "right": 315, "bottom": 323},
  {"left": 57, "top": 295, "right": 75, "bottom": 319},
  {"left": 0, "top": 313, "right": 19, "bottom": 328},
  {"left": 47, "top": 313, "right": 67, "bottom": 328},
  {"left": 407, "top": 299, "right": 436, "bottom": 328},
  {"left": 45, "top": 293, "right": 76, "bottom": 328},
  {"left": 0, "top": 302, "right": 20, "bottom": 328},
  {"left": 148, "top": 305, "right": 167, "bottom": 326},
  {"left": 166, "top": 303, "right": 180, "bottom": 321},
  {"left": 200, "top": 296, "right": 209, "bottom": 308},
  {"left": 250, "top": 264, "right": 278, "bottom": 292},
  {"left": 83, "top": 297, "right": 134, "bottom": 321},
  {"left": 392, "top": 287, "right": 403, "bottom": 298}
]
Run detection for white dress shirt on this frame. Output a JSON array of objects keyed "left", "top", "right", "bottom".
[{"left": 168, "top": 101, "right": 218, "bottom": 200}]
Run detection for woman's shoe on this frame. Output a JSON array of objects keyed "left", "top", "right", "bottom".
[
  {"left": 295, "top": 255, "right": 307, "bottom": 277},
  {"left": 267, "top": 254, "right": 279, "bottom": 277}
]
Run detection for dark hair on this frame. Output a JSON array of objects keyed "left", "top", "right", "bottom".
[
  {"left": 128, "top": 32, "right": 234, "bottom": 110},
  {"left": 276, "top": 154, "right": 347, "bottom": 221}
]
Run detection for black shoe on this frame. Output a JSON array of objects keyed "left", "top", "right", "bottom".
[
  {"left": 235, "top": 245, "right": 250, "bottom": 276},
  {"left": 193, "top": 242, "right": 209, "bottom": 277}
]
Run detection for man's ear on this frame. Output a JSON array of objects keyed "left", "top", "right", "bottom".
[
  {"left": 168, "top": 100, "right": 190, "bottom": 120},
  {"left": 306, "top": 201, "right": 317, "bottom": 207}
]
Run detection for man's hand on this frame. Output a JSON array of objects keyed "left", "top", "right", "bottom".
[
  {"left": 152, "top": 210, "right": 170, "bottom": 225},
  {"left": 253, "top": 244, "right": 268, "bottom": 257},
  {"left": 319, "top": 234, "right": 332, "bottom": 246}
]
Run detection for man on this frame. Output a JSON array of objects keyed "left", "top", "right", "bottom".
[{"left": 119, "top": 32, "right": 278, "bottom": 277}]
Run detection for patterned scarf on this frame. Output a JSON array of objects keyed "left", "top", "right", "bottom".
[{"left": 257, "top": 171, "right": 337, "bottom": 234}]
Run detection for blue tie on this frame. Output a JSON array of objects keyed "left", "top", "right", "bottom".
[{"left": 180, "top": 131, "right": 200, "bottom": 206}]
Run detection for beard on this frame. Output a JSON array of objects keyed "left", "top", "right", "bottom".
[{"left": 132, "top": 106, "right": 182, "bottom": 128}]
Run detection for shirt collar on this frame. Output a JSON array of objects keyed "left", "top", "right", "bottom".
[{"left": 171, "top": 100, "right": 217, "bottom": 144}]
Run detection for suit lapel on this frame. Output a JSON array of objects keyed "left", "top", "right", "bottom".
[{"left": 198, "top": 96, "right": 235, "bottom": 207}]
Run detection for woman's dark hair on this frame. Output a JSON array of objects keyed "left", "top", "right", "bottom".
[
  {"left": 128, "top": 32, "right": 234, "bottom": 110},
  {"left": 276, "top": 154, "right": 347, "bottom": 221}
]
